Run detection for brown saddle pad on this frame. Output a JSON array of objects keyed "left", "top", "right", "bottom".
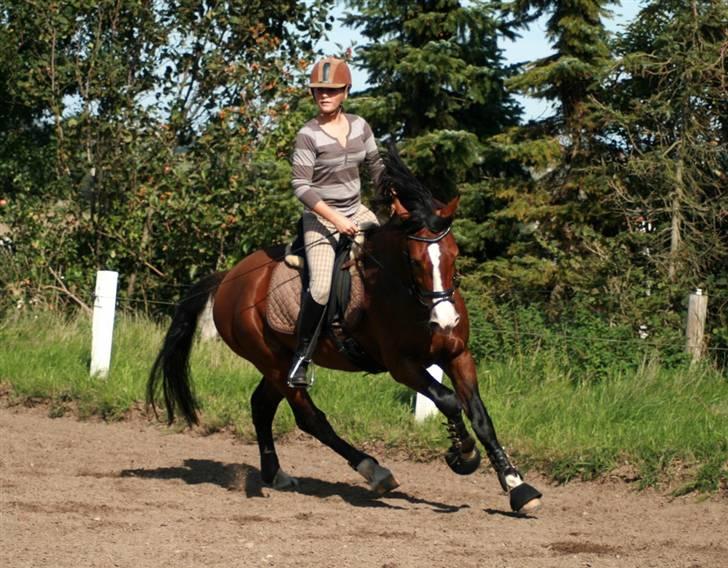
[{"left": 266, "top": 261, "right": 366, "bottom": 335}]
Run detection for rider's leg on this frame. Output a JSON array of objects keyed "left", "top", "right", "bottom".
[
  {"left": 287, "top": 211, "right": 337, "bottom": 387},
  {"left": 287, "top": 293, "right": 326, "bottom": 387}
]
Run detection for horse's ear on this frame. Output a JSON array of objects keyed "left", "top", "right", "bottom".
[
  {"left": 437, "top": 195, "right": 460, "bottom": 218},
  {"left": 391, "top": 195, "right": 411, "bottom": 220}
]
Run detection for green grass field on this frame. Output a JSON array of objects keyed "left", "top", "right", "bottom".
[{"left": 1, "top": 311, "right": 726, "bottom": 495}]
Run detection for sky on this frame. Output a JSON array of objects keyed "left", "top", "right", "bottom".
[{"left": 320, "top": 1, "right": 644, "bottom": 121}]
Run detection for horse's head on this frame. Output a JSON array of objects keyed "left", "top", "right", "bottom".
[
  {"left": 391, "top": 194, "right": 461, "bottom": 334},
  {"left": 375, "top": 143, "right": 464, "bottom": 334}
]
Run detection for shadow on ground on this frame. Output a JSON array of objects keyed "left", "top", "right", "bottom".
[{"left": 121, "top": 458, "right": 471, "bottom": 513}]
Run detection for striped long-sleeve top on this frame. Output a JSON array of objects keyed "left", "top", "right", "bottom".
[{"left": 291, "top": 113, "right": 384, "bottom": 217}]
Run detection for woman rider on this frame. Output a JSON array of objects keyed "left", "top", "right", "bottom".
[{"left": 288, "top": 56, "right": 384, "bottom": 388}]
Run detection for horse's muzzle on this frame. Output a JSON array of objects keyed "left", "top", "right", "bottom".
[{"left": 429, "top": 301, "right": 460, "bottom": 334}]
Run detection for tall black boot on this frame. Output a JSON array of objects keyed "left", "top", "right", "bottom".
[{"left": 287, "top": 293, "right": 327, "bottom": 388}]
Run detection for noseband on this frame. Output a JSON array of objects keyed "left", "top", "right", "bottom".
[{"left": 405, "top": 226, "right": 456, "bottom": 308}]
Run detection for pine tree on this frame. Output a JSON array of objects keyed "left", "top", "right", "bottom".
[
  {"left": 601, "top": 0, "right": 727, "bottom": 302},
  {"left": 507, "top": 0, "right": 614, "bottom": 154},
  {"left": 342, "top": 0, "right": 521, "bottom": 199},
  {"left": 477, "top": 0, "right": 619, "bottom": 308}
]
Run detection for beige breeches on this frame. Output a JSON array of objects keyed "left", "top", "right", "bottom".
[{"left": 302, "top": 204, "right": 378, "bottom": 305}]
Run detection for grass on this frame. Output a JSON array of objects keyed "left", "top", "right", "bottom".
[{"left": 1, "top": 310, "right": 726, "bottom": 494}]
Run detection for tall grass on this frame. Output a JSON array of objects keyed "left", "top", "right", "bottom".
[{"left": 1, "top": 311, "right": 726, "bottom": 493}]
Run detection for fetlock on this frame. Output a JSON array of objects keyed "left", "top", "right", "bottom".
[{"left": 488, "top": 447, "right": 522, "bottom": 492}]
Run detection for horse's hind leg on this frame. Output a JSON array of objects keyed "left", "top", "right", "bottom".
[
  {"left": 251, "top": 378, "right": 297, "bottom": 489},
  {"left": 287, "top": 389, "right": 399, "bottom": 495}
]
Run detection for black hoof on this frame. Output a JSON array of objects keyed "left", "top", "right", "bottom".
[
  {"left": 445, "top": 445, "right": 481, "bottom": 475},
  {"left": 509, "top": 482, "right": 542, "bottom": 513}
]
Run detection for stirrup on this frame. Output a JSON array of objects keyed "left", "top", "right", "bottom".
[{"left": 287, "top": 356, "right": 315, "bottom": 388}]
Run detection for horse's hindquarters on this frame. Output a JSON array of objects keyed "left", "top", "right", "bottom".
[{"left": 213, "top": 247, "right": 284, "bottom": 360}]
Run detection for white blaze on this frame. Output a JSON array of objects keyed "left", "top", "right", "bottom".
[{"left": 427, "top": 243, "right": 460, "bottom": 332}]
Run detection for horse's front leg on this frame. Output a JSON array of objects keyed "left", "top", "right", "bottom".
[
  {"left": 388, "top": 361, "right": 482, "bottom": 475},
  {"left": 444, "top": 350, "right": 542, "bottom": 514},
  {"left": 286, "top": 388, "right": 399, "bottom": 495}
]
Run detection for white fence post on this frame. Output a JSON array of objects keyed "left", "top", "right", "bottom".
[
  {"left": 90, "top": 270, "right": 119, "bottom": 378},
  {"left": 415, "top": 364, "right": 443, "bottom": 422}
]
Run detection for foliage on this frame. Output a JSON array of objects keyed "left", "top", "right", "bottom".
[
  {"left": 0, "top": 0, "right": 334, "bottom": 313},
  {"left": 601, "top": 0, "right": 728, "bottom": 288},
  {"left": 343, "top": 0, "right": 521, "bottom": 200},
  {"left": 0, "top": 0, "right": 726, "bottom": 368}
]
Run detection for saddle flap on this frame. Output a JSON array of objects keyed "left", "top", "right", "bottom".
[{"left": 265, "top": 260, "right": 365, "bottom": 336}]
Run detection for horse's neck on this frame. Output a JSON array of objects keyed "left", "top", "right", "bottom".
[{"left": 362, "top": 230, "right": 409, "bottom": 298}]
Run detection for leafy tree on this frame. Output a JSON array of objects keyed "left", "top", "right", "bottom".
[{"left": 0, "top": 0, "right": 334, "bottom": 313}]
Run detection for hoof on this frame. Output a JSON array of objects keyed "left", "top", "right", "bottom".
[
  {"left": 445, "top": 445, "right": 481, "bottom": 475},
  {"left": 509, "top": 482, "right": 543, "bottom": 514},
  {"left": 357, "top": 458, "right": 400, "bottom": 495},
  {"left": 271, "top": 469, "right": 299, "bottom": 490}
]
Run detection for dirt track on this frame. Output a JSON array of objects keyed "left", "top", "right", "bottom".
[{"left": 1, "top": 404, "right": 726, "bottom": 568}]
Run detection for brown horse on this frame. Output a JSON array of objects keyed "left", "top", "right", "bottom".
[{"left": 148, "top": 148, "right": 542, "bottom": 513}]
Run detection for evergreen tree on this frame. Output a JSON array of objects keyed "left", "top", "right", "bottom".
[
  {"left": 507, "top": 0, "right": 615, "bottom": 154},
  {"left": 599, "top": 0, "right": 728, "bottom": 351},
  {"left": 342, "top": 0, "right": 521, "bottom": 199},
  {"left": 475, "top": 0, "right": 619, "bottom": 310}
]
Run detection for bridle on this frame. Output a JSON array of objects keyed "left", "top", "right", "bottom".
[{"left": 404, "top": 225, "right": 457, "bottom": 308}]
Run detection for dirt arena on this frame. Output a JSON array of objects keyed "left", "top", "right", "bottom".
[{"left": 1, "top": 403, "right": 725, "bottom": 568}]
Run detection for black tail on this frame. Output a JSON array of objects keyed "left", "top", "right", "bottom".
[{"left": 147, "top": 271, "right": 228, "bottom": 426}]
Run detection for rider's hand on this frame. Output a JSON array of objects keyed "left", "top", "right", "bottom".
[{"left": 333, "top": 215, "right": 358, "bottom": 237}]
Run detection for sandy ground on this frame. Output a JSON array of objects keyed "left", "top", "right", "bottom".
[{"left": 1, "top": 403, "right": 726, "bottom": 568}]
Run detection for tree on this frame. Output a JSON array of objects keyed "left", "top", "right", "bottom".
[
  {"left": 0, "top": 0, "right": 335, "bottom": 312},
  {"left": 472, "top": 0, "right": 620, "bottom": 311},
  {"left": 598, "top": 0, "right": 728, "bottom": 355},
  {"left": 507, "top": 0, "right": 615, "bottom": 155},
  {"left": 603, "top": 0, "right": 727, "bottom": 285},
  {"left": 343, "top": 0, "right": 521, "bottom": 200}
]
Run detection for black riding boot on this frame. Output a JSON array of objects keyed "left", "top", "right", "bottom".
[{"left": 287, "top": 294, "right": 327, "bottom": 388}]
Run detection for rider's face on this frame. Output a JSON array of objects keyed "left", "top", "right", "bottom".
[{"left": 313, "top": 86, "right": 348, "bottom": 114}]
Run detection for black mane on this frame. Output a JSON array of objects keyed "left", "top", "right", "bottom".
[{"left": 375, "top": 142, "right": 452, "bottom": 234}]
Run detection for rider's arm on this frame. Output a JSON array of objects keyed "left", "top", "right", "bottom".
[{"left": 362, "top": 120, "right": 385, "bottom": 191}]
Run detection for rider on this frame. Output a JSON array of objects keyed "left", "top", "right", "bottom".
[{"left": 288, "top": 56, "right": 384, "bottom": 388}]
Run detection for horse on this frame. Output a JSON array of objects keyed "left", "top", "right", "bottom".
[{"left": 148, "top": 147, "right": 542, "bottom": 514}]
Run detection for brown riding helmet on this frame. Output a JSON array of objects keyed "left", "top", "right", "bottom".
[{"left": 309, "top": 57, "right": 352, "bottom": 89}]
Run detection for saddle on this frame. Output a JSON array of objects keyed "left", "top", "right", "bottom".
[{"left": 266, "top": 226, "right": 385, "bottom": 374}]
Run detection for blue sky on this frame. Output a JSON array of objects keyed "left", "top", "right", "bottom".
[{"left": 320, "top": 1, "right": 644, "bottom": 121}]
